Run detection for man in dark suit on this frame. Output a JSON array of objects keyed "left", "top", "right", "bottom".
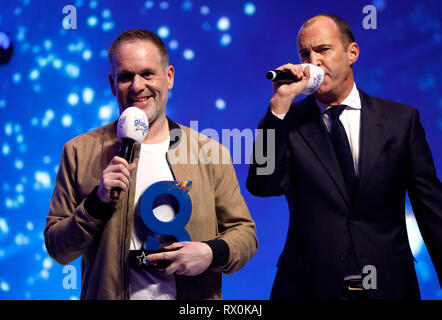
[{"left": 247, "top": 14, "right": 442, "bottom": 300}]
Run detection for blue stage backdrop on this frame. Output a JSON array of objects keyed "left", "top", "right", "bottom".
[{"left": 0, "top": 0, "right": 441, "bottom": 300}]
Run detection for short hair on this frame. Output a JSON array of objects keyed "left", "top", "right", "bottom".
[
  {"left": 302, "top": 14, "right": 355, "bottom": 48},
  {"left": 108, "top": 28, "right": 169, "bottom": 67}
]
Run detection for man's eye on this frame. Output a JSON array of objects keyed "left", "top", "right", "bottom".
[
  {"left": 118, "top": 75, "right": 132, "bottom": 82},
  {"left": 143, "top": 72, "right": 153, "bottom": 79}
]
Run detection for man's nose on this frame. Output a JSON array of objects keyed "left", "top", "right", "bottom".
[
  {"left": 309, "top": 52, "right": 322, "bottom": 66},
  {"left": 130, "top": 74, "right": 145, "bottom": 92}
]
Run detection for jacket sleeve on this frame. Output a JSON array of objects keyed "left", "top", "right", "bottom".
[
  {"left": 209, "top": 143, "right": 258, "bottom": 275},
  {"left": 406, "top": 108, "right": 442, "bottom": 287},
  {"left": 246, "top": 106, "right": 293, "bottom": 197},
  {"left": 44, "top": 142, "right": 113, "bottom": 265}
]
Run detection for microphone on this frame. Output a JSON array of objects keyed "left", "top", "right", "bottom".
[
  {"left": 266, "top": 70, "right": 299, "bottom": 82},
  {"left": 110, "top": 106, "right": 149, "bottom": 200},
  {"left": 266, "top": 63, "right": 325, "bottom": 95}
]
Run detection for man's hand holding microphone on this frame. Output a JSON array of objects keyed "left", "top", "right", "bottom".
[{"left": 267, "top": 63, "right": 324, "bottom": 115}]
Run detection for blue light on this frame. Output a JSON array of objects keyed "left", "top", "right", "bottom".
[
  {"left": 0, "top": 32, "right": 11, "bottom": 50},
  {"left": 65, "top": 64, "right": 80, "bottom": 78},
  {"left": 34, "top": 171, "right": 51, "bottom": 189},
  {"left": 28, "top": 69, "right": 39, "bottom": 80},
  {"left": 33, "top": 84, "right": 42, "bottom": 94},
  {"left": 159, "top": 1, "right": 169, "bottom": 10},
  {"left": 372, "top": 0, "right": 386, "bottom": 11},
  {"left": 42, "top": 109, "right": 55, "bottom": 127},
  {"left": 67, "top": 93, "right": 79, "bottom": 106},
  {"left": 52, "top": 59, "right": 62, "bottom": 69},
  {"left": 98, "top": 105, "right": 113, "bottom": 120},
  {"left": 182, "top": 1, "right": 192, "bottom": 11},
  {"left": 0, "top": 218, "right": 9, "bottom": 235},
  {"left": 82, "top": 87, "right": 94, "bottom": 104},
  {"left": 87, "top": 16, "right": 98, "bottom": 27},
  {"left": 14, "top": 159, "right": 24, "bottom": 170},
  {"left": 82, "top": 49, "right": 93, "bottom": 60},
  {"left": 102, "top": 21, "right": 115, "bottom": 32},
  {"left": 61, "top": 114, "right": 73, "bottom": 127},
  {"left": 202, "top": 22, "right": 211, "bottom": 31},
  {"left": 89, "top": 0, "right": 98, "bottom": 9},
  {"left": 37, "top": 56, "right": 48, "bottom": 67},
  {"left": 215, "top": 98, "right": 226, "bottom": 110},
  {"left": 217, "top": 17, "right": 230, "bottom": 31},
  {"left": 183, "top": 49, "right": 195, "bottom": 60},
  {"left": 220, "top": 34, "right": 232, "bottom": 46},
  {"left": 2, "top": 183, "right": 10, "bottom": 192},
  {"left": 4, "top": 122, "right": 13, "bottom": 136},
  {"left": 0, "top": 281, "right": 10, "bottom": 292},
  {"left": 26, "top": 221, "right": 33, "bottom": 231},
  {"left": 16, "top": 25, "right": 26, "bottom": 42},
  {"left": 200, "top": 6, "right": 210, "bottom": 15},
  {"left": 2, "top": 143, "right": 11, "bottom": 156},
  {"left": 244, "top": 2, "right": 256, "bottom": 16},
  {"left": 30, "top": 117, "right": 39, "bottom": 126},
  {"left": 144, "top": 1, "right": 154, "bottom": 9},
  {"left": 15, "top": 232, "right": 30, "bottom": 245},
  {"left": 169, "top": 40, "right": 178, "bottom": 50},
  {"left": 102, "top": 9, "right": 112, "bottom": 19},
  {"left": 12, "top": 73, "right": 21, "bottom": 83},
  {"left": 16, "top": 184, "right": 24, "bottom": 193},
  {"left": 43, "top": 39, "right": 52, "bottom": 50},
  {"left": 16, "top": 135, "right": 24, "bottom": 144},
  {"left": 157, "top": 26, "right": 170, "bottom": 39}
]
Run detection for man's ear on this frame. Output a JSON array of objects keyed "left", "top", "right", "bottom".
[
  {"left": 347, "top": 42, "right": 359, "bottom": 66},
  {"left": 108, "top": 72, "right": 116, "bottom": 96},
  {"left": 167, "top": 65, "right": 175, "bottom": 90}
]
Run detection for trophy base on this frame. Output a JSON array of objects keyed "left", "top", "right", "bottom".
[{"left": 129, "top": 249, "right": 172, "bottom": 271}]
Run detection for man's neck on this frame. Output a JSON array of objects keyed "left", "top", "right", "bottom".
[{"left": 143, "top": 115, "right": 169, "bottom": 144}]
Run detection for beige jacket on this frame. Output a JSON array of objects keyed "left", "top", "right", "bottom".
[{"left": 44, "top": 118, "right": 257, "bottom": 299}]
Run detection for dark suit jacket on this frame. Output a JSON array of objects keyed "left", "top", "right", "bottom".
[{"left": 247, "top": 89, "right": 442, "bottom": 299}]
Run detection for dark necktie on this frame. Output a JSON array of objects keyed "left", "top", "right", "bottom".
[
  {"left": 328, "top": 105, "right": 361, "bottom": 276},
  {"left": 327, "top": 105, "right": 356, "bottom": 202}
]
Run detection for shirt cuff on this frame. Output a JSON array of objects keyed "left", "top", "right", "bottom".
[
  {"left": 203, "top": 239, "right": 230, "bottom": 267},
  {"left": 84, "top": 186, "right": 115, "bottom": 220},
  {"left": 271, "top": 110, "right": 287, "bottom": 120}
]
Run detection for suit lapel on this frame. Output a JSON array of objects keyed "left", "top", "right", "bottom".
[
  {"left": 354, "top": 89, "right": 388, "bottom": 206},
  {"left": 295, "top": 97, "right": 350, "bottom": 206}
]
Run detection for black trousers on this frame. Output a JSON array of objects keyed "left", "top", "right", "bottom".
[{"left": 270, "top": 268, "right": 366, "bottom": 300}]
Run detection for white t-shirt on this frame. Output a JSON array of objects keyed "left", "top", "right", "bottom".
[{"left": 129, "top": 136, "right": 177, "bottom": 300}]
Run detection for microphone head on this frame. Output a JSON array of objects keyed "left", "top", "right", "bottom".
[
  {"left": 301, "top": 64, "right": 324, "bottom": 95},
  {"left": 266, "top": 70, "right": 277, "bottom": 80},
  {"left": 117, "top": 106, "right": 149, "bottom": 143}
]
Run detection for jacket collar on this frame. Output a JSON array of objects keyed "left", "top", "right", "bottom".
[
  {"left": 295, "top": 88, "right": 388, "bottom": 209},
  {"left": 295, "top": 95, "right": 351, "bottom": 206},
  {"left": 353, "top": 88, "right": 388, "bottom": 209}
]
